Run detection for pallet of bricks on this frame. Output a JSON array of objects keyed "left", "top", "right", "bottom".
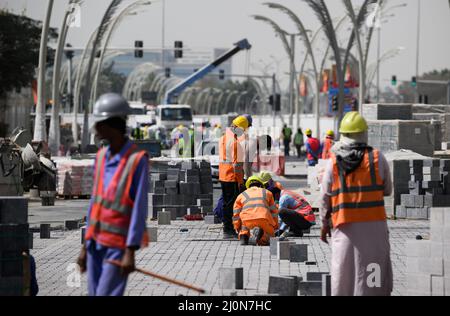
[
  {"left": 0, "top": 197, "right": 31, "bottom": 296},
  {"left": 148, "top": 159, "right": 213, "bottom": 219},
  {"left": 56, "top": 159, "right": 94, "bottom": 198},
  {"left": 405, "top": 207, "right": 450, "bottom": 296},
  {"left": 397, "top": 159, "right": 450, "bottom": 219}
]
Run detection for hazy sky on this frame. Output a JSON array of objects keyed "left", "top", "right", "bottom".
[{"left": 1, "top": 0, "right": 449, "bottom": 91}]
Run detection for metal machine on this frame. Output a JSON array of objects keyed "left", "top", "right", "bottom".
[{"left": 0, "top": 129, "right": 57, "bottom": 205}]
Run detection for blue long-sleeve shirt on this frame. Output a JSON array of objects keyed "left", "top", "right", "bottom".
[{"left": 86, "top": 140, "right": 149, "bottom": 250}]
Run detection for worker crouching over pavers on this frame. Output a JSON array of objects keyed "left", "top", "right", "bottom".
[
  {"left": 77, "top": 93, "right": 149, "bottom": 296},
  {"left": 319, "top": 111, "right": 393, "bottom": 296},
  {"left": 233, "top": 176, "right": 279, "bottom": 246}
]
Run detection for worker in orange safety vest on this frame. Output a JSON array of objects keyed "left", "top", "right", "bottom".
[
  {"left": 321, "top": 130, "right": 335, "bottom": 160},
  {"left": 219, "top": 115, "right": 251, "bottom": 239},
  {"left": 233, "top": 176, "right": 278, "bottom": 246}
]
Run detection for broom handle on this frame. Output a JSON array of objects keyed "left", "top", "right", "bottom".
[{"left": 107, "top": 260, "right": 205, "bottom": 294}]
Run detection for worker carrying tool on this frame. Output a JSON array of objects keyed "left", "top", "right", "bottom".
[
  {"left": 305, "top": 129, "right": 321, "bottom": 167},
  {"left": 76, "top": 93, "right": 149, "bottom": 296},
  {"left": 219, "top": 115, "right": 252, "bottom": 239},
  {"left": 277, "top": 190, "right": 316, "bottom": 238},
  {"left": 259, "top": 171, "right": 284, "bottom": 202},
  {"left": 233, "top": 176, "right": 278, "bottom": 246},
  {"left": 319, "top": 111, "right": 393, "bottom": 296},
  {"left": 321, "top": 130, "right": 335, "bottom": 160}
]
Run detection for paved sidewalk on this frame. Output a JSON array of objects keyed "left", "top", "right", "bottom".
[{"left": 32, "top": 219, "right": 429, "bottom": 296}]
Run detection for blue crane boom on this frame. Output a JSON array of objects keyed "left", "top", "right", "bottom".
[{"left": 163, "top": 39, "right": 252, "bottom": 104}]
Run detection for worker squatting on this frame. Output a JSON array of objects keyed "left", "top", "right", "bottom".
[{"left": 76, "top": 92, "right": 393, "bottom": 296}]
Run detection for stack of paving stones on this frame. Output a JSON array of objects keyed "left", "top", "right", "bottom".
[
  {"left": 405, "top": 207, "right": 450, "bottom": 296},
  {"left": 148, "top": 159, "right": 213, "bottom": 219},
  {"left": 397, "top": 159, "right": 450, "bottom": 219},
  {"left": 0, "top": 197, "right": 30, "bottom": 296}
]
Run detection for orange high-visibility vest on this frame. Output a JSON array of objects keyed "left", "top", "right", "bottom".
[
  {"left": 233, "top": 187, "right": 278, "bottom": 230},
  {"left": 219, "top": 128, "right": 245, "bottom": 184},
  {"left": 280, "top": 190, "right": 316, "bottom": 224},
  {"left": 85, "top": 144, "right": 149, "bottom": 250},
  {"left": 322, "top": 137, "right": 334, "bottom": 160},
  {"left": 330, "top": 148, "right": 386, "bottom": 228}
]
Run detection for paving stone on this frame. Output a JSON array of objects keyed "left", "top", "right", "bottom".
[
  {"left": 165, "top": 188, "right": 178, "bottom": 195},
  {"left": 306, "top": 272, "right": 329, "bottom": 282},
  {"left": 322, "top": 274, "right": 331, "bottom": 296},
  {"left": 147, "top": 226, "right": 157, "bottom": 243},
  {"left": 289, "top": 244, "right": 308, "bottom": 263},
  {"left": 431, "top": 276, "right": 445, "bottom": 296},
  {"left": 268, "top": 276, "right": 298, "bottom": 296},
  {"left": 151, "top": 173, "right": 167, "bottom": 181},
  {"left": 164, "top": 180, "right": 178, "bottom": 189},
  {"left": 0, "top": 197, "right": 28, "bottom": 224},
  {"left": 40, "top": 224, "right": 51, "bottom": 239},
  {"left": 298, "top": 281, "right": 322, "bottom": 296},
  {"left": 204, "top": 215, "right": 220, "bottom": 224},
  {"left": 65, "top": 220, "right": 79, "bottom": 230},
  {"left": 277, "top": 241, "right": 295, "bottom": 260},
  {"left": 157, "top": 212, "right": 171, "bottom": 225},
  {"left": 219, "top": 267, "right": 243, "bottom": 289}
]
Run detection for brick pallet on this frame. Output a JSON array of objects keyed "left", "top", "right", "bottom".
[
  {"left": 405, "top": 207, "right": 450, "bottom": 296},
  {"left": 148, "top": 159, "right": 214, "bottom": 219},
  {"left": 396, "top": 159, "right": 450, "bottom": 220},
  {"left": 0, "top": 197, "right": 30, "bottom": 296}
]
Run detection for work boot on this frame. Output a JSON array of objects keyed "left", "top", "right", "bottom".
[
  {"left": 223, "top": 229, "right": 238, "bottom": 240},
  {"left": 249, "top": 227, "right": 263, "bottom": 246},
  {"left": 240, "top": 235, "right": 249, "bottom": 246}
]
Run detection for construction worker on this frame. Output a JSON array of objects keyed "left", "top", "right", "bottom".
[
  {"left": 305, "top": 129, "right": 321, "bottom": 167},
  {"left": 213, "top": 124, "right": 223, "bottom": 139},
  {"left": 219, "top": 115, "right": 250, "bottom": 239},
  {"left": 243, "top": 114, "right": 253, "bottom": 128},
  {"left": 322, "top": 130, "right": 335, "bottom": 160},
  {"left": 259, "top": 171, "right": 284, "bottom": 203},
  {"left": 294, "top": 128, "right": 304, "bottom": 159},
  {"left": 76, "top": 93, "right": 149, "bottom": 296},
  {"left": 320, "top": 111, "right": 393, "bottom": 296},
  {"left": 277, "top": 190, "right": 316, "bottom": 238},
  {"left": 233, "top": 176, "right": 278, "bottom": 246},
  {"left": 282, "top": 124, "right": 293, "bottom": 157}
]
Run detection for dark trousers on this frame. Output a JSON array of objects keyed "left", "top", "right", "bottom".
[
  {"left": 284, "top": 139, "right": 291, "bottom": 156},
  {"left": 220, "top": 181, "right": 241, "bottom": 232},
  {"left": 279, "top": 209, "right": 312, "bottom": 235},
  {"left": 295, "top": 145, "right": 302, "bottom": 158}
]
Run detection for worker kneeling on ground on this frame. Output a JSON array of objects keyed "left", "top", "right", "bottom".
[
  {"left": 77, "top": 93, "right": 149, "bottom": 296},
  {"left": 320, "top": 111, "right": 393, "bottom": 296},
  {"left": 233, "top": 176, "right": 278, "bottom": 246},
  {"left": 277, "top": 190, "right": 316, "bottom": 238},
  {"left": 259, "top": 171, "right": 284, "bottom": 202}
]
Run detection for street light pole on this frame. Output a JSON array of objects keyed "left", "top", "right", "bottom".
[
  {"left": 376, "top": 26, "right": 381, "bottom": 102},
  {"left": 34, "top": 0, "right": 54, "bottom": 142},
  {"left": 272, "top": 74, "right": 276, "bottom": 127},
  {"left": 161, "top": 0, "right": 166, "bottom": 69},
  {"left": 415, "top": 0, "right": 421, "bottom": 103},
  {"left": 289, "top": 34, "right": 295, "bottom": 127}
]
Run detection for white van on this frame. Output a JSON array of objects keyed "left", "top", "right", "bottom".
[{"left": 155, "top": 104, "right": 193, "bottom": 130}]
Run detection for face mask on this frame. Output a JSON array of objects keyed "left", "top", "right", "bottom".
[{"left": 232, "top": 126, "right": 244, "bottom": 137}]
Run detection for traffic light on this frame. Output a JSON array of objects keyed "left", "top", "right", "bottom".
[
  {"left": 391, "top": 75, "right": 397, "bottom": 86},
  {"left": 219, "top": 70, "right": 225, "bottom": 80},
  {"left": 135, "top": 41, "right": 143, "bottom": 58},
  {"left": 174, "top": 41, "right": 183, "bottom": 59},
  {"left": 411, "top": 76, "right": 417, "bottom": 88},
  {"left": 165, "top": 67, "right": 171, "bottom": 78},
  {"left": 332, "top": 95, "right": 339, "bottom": 112},
  {"left": 269, "top": 94, "right": 281, "bottom": 111}
]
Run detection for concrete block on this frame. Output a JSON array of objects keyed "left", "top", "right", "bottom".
[
  {"left": 181, "top": 161, "right": 196, "bottom": 170},
  {"left": 199, "top": 206, "right": 213, "bottom": 214},
  {"left": 322, "top": 274, "right": 331, "bottom": 296},
  {"left": 186, "top": 176, "right": 200, "bottom": 182},
  {"left": 401, "top": 194, "right": 416, "bottom": 208},
  {"left": 298, "top": 281, "right": 322, "bottom": 296},
  {"left": 0, "top": 251, "right": 24, "bottom": 277},
  {"left": 423, "top": 160, "right": 440, "bottom": 167},
  {"left": 200, "top": 183, "right": 213, "bottom": 194},
  {"left": 153, "top": 187, "right": 165, "bottom": 194},
  {"left": 431, "top": 276, "right": 445, "bottom": 296},
  {"left": 176, "top": 207, "right": 189, "bottom": 218},
  {"left": 165, "top": 188, "right": 178, "bottom": 195},
  {"left": 277, "top": 241, "right": 295, "bottom": 260},
  {"left": 0, "top": 197, "right": 28, "bottom": 224},
  {"left": 179, "top": 182, "right": 201, "bottom": 195},
  {"left": 0, "top": 224, "right": 29, "bottom": 251},
  {"left": 0, "top": 277, "right": 24, "bottom": 296},
  {"left": 424, "top": 188, "right": 444, "bottom": 195},
  {"left": 204, "top": 215, "right": 220, "bottom": 224},
  {"left": 40, "top": 223, "right": 51, "bottom": 239},
  {"left": 157, "top": 212, "right": 171, "bottom": 225},
  {"left": 151, "top": 173, "right": 167, "bottom": 181},
  {"left": 197, "top": 199, "right": 212, "bottom": 207},
  {"left": 406, "top": 240, "right": 431, "bottom": 258},
  {"left": 164, "top": 180, "right": 178, "bottom": 188},
  {"left": 406, "top": 207, "right": 429, "bottom": 219},
  {"left": 65, "top": 220, "right": 79, "bottom": 230},
  {"left": 269, "top": 237, "right": 281, "bottom": 257},
  {"left": 424, "top": 196, "right": 450, "bottom": 208},
  {"left": 423, "top": 174, "right": 441, "bottom": 182},
  {"left": 219, "top": 267, "right": 243, "bottom": 290},
  {"left": 147, "top": 226, "right": 158, "bottom": 242},
  {"left": 149, "top": 194, "right": 164, "bottom": 206},
  {"left": 410, "top": 160, "right": 424, "bottom": 168},
  {"left": 164, "top": 208, "right": 178, "bottom": 220},
  {"left": 396, "top": 206, "right": 407, "bottom": 218},
  {"left": 422, "top": 166, "right": 440, "bottom": 175},
  {"left": 289, "top": 244, "right": 308, "bottom": 263},
  {"left": 268, "top": 276, "right": 298, "bottom": 296},
  {"left": 306, "top": 272, "right": 329, "bottom": 282}
]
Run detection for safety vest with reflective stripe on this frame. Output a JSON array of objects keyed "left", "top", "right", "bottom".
[
  {"left": 219, "top": 128, "right": 245, "bottom": 184},
  {"left": 233, "top": 187, "right": 278, "bottom": 227},
  {"left": 85, "top": 144, "right": 149, "bottom": 250},
  {"left": 330, "top": 148, "right": 386, "bottom": 228},
  {"left": 322, "top": 137, "right": 334, "bottom": 160},
  {"left": 306, "top": 137, "right": 321, "bottom": 162},
  {"left": 280, "top": 190, "right": 316, "bottom": 224}
]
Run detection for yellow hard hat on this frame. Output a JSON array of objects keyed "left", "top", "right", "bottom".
[
  {"left": 245, "top": 175, "right": 264, "bottom": 189},
  {"left": 178, "top": 125, "right": 184, "bottom": 129},
  {"left": 305, "top": 128, "right": 312, "bottom": 136},
  {"left": 339, "top": 111, "right": 368, "bottom": 134},
  {"left": 232, "top": 116, "right": 249, "bottom": 130},
  {"left": 259, "top": 172, "right": 273, "bottom": 184},
  {"left": 326, "top": 130, "right": 335, "bottom": 137}
]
